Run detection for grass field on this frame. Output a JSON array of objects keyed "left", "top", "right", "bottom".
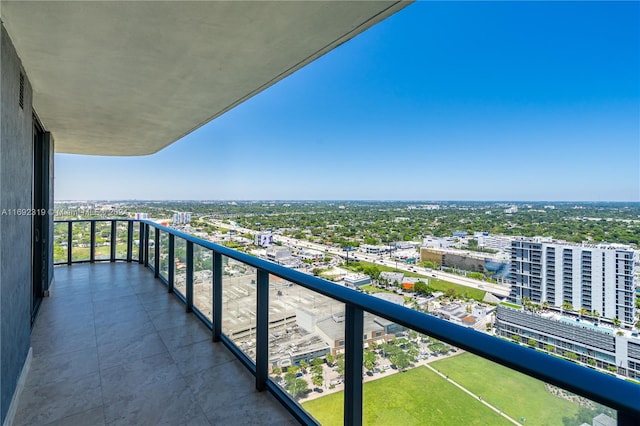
[
  {"left": 302, "top": 366, "right": 510, "bottom": 426},
  {"left": 304, "top": 353, "right": 593, "bottom": 425},
  {"left": 346, "top": 260, "right": 486, "bottom": 301},
  {"left": 431, "top": 352, "right": 582, "bottom": 425}
]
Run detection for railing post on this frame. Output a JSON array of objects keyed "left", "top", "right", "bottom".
[
  {"left": 126, "top": 220, "right": 133, "bottom": 262},
  {"left": 618, "top": 410, "right": 640, "bottom": 426},
  {"left": 256, "top": 269, "right": 269, "bottom": 391},
  {"left": 110, "top": 220, "right": 116, "bottom": 262},
  {"left": 168, "top": 234, "right": 175, "bottom": 293},
  {"left": 186, "top": 241, "right": 193, "bottom": 313},
  {"left": 143, "top": 224, "right": 149, "bottom": 266},
  {"left": 154, "top": 227, "right": 160, "bottom": 278},
  {"left": 212, "top": 252, "right": 222, "bottom": 342},
  {"left": 89, "top": 220, "right": 96, "bottom": 262},
  {"left": 344, "top": 304, "right": 364, "bottom": 426},
  {"left": 67, "top": 221, "right": 72, "bottom": 265}
]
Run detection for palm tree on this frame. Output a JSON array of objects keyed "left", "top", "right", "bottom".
[
  {"left": 592, "top": 310, "right": 600, "bottom": 325},
  {"left": 578, "top": 308, "right": 588, "bottom": 319}
]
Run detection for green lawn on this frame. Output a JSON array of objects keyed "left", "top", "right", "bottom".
[
  {"left": 346, "top": 260, "right": 486, "bottom": 301},
  {"left": 302, "top": 366, "right": 510, "bottom": 426},
  {"left": 431, "top": 352, "right": 584, "bottom": 425},
  {"left": 359, "top": 284, "right": 396, "bottom": 294}
]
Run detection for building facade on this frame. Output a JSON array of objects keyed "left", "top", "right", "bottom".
[
  {"left": 509, "top": 239, "right": 636, "bottom": 325},
  {"left": 495, "top": 306, "right": 640, "bottom": 379}
]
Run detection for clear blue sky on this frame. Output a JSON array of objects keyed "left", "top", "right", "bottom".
[{"left": 56, "top": 1, "right": 639, "bottom": 201}]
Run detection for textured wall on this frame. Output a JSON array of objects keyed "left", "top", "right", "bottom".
[{"left": 0, "top": 23, "right": 33, "bottom": 423}]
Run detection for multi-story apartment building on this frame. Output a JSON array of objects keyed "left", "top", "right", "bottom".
[{"left": 508, "top": 238, "right": 636, "bottom": 326}]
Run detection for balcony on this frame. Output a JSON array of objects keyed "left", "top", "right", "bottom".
[
  {"left": 17, "top": 219, "right": 640, "bottom": 425},
  {"left": 14, "top": 263, "right": 295, "bottom": 425}
]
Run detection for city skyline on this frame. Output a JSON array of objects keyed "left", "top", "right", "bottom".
[{"left": 55, "top": 1, "right": 639, "bottom": 201}]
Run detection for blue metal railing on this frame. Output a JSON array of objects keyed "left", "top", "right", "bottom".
[{"left": 53, "top": 219, "right": 640, "bottom": 425}]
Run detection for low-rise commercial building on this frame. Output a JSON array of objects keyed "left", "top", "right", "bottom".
[{"left": 495, "top": 305, "right": 640, "bottom": 379}]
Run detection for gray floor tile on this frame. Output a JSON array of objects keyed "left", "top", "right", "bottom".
[
  {"left": 13, "top": 372, "right": 103, "bottom": 426},
  {"left": 31, "top": 327, "right": 97, "bottom": 357},
  {"left": 27, "top": 347, "right": 99, "bottom": 389},
  {"left": 100, "top": 352, "right": 181, "bottom": 404},
  {"left": 95, "top": 316, "right": 154, "bottom": 346},
  {"left": 158, "top": 320, "right": 210, "bottom": 351},
  {"left": 103, "top": 376, "right": 205, "bottom": 426},
  {"left": 98, "top": 331, "right": 168, "bottom": 370},
  {"left": 43, "top": 406, "right": 106, "bottom": 426},
  {"left": 170, "top": 340, "right": 234, "bottom": 377}
]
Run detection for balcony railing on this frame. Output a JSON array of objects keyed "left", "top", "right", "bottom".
[{"left": 53, "top": 219, "right": 640, "bottom": 425}]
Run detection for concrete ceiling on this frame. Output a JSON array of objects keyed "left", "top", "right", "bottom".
[{"left": 1, "top": 1, "right": 409, "bottom": 156}]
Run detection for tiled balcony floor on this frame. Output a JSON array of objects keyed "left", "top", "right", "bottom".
[{"left": 14, "top": 263, "right": 297, "bottom": 426}]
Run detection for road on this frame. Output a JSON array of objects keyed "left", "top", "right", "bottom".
[{"left": 205, "top": 219, "right": 510, "bottom": 298}]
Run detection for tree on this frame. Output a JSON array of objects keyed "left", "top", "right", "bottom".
[
  {"left": 336, "top": 354, "right": 345, "bottom": 377},
  {"left": 325, "top": 353, "right": 335, "bottom": 366},
  {"left": 390, "top": 351, "right": 411, "bottom": 371},
  {"left": 445, "top": 288, "right": 457, "bottom": 299},
  {"left": 364, "top": 350, "right": 377, "bottom": 372},
  {"left": 312, "top": 375, "right": 323, "bottom": 388},
  {"left": 310, "top": 357, "right": 324, "bottom": 367},
  {"left": 545, "top": 344, "right": 555, "bottom": 353},
  {"left": 612, "top": 318, "right": 621, "bottom": 327},
  {"left": 511, "top": 335, "right": 521, "bottom": 343},
  {"left": 565, "top": 351, "right": 578, "bottom": 361},
  {"left": 299, "top": 359, "right": 308, "bottom": 374},
  {"left": 286, "top": 377, "right": 308, "bottom": 399},
  {"left": 311, "top": 364, "right": 323, "bottom": 377},
  {"left": 527, "top": 338, "right": 536, "bottom": 347},
  {"left": 414, "top": 281, "right": 431, "bottom": 295},
  {"left": 562, "top": 301, "right": 573, "bottom": 312},
  {"left": 271, "top": 367, "right": 282, "bottom": 379}
]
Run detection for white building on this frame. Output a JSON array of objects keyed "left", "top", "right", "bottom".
[
  {"left": 172, "top": 212, "right": 191, "bottom": 225},
  {"left": 254, "top": 232, "right": 273, "bottom": 247},
  {"left": 343, "top": 274, "right": 371, "bottom": 288},
  {"left": 360, "top": 244, "right": 390, "bottom": 254},
  {"left": 508, "top": 239, "right": 636, "bottom": 325},
  {"left": 422, "top": 236, "right": 454, "bottom": 249},
  {"left": 473, "top": 232, "right": 513, "bottom": 251}
]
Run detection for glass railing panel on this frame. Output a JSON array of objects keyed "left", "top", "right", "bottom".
[
  {"left": 114, "top": 220, "right": 129, "bottom": 259},
  {"left": 71, "top": 221, "right": 91, "bottom": 262},
  {"left": 429, "top": 349, "right": 617, "bottom": 426},
  {"left": 173, "top": 237, "right": 187, "bottom": 298},
  {"left": 53, "top": 221, "right": 69, "bottom": 264},
  {"left": 192, "top": 244, "right": 213, "bottom": 322},
  {"left": 131, "top": 223, "right": 141, "bottom": 262},
  {"left": 94, "top": 221, "right": 112, "bottom": 260},
  {"left": 354, "top": 314, "right": 619, "bottom": 426},
  {"left": 148, "top": 226, "right": 156, "bottom": 271},
  {"left": 269, "top": 279, "right": 345, "bottom": 423},
  {"left": 221, "top": 256, "right": 257, "bottom": 361},
  {"left": 159, "top": 231, "right": 169, "bottom": 281}
]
